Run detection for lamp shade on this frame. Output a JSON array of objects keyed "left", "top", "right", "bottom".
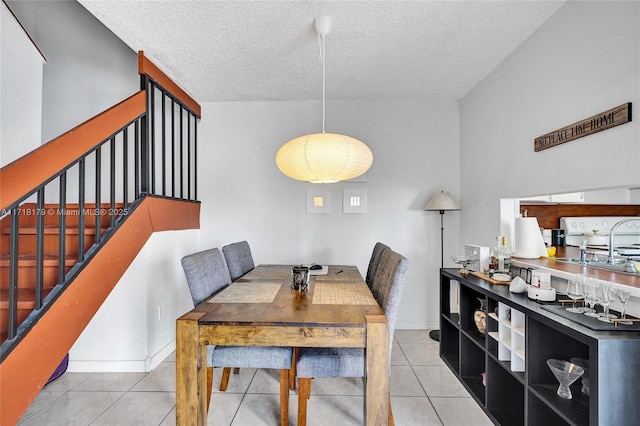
[
  {"left": 424, "top": 191, "right": 461, "bottom": 212},
  {"left": 276, "top": 132, "right": 373, "bottom": 183}
]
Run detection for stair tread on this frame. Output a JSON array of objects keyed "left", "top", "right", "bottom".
[
  {"left": 0, "top": 225, "right": 108, "bottom": 235},
  {"left": 0, "top": 288, "right": 55, "bottom": 307},
  {"left": 0, "top": 254, "right": 77, "bottom": 266}
]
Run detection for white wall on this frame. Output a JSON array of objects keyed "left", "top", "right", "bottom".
[
  {"left": 460, "top": 1, "right": 640, "bottom": 249},
  {"left": 69, "top": 230, "right": 197, "bottom": 372},
  {"left": 198, "top": 100, "right": 460, "bottom": 329},
  {"left": 1, "top": 2, "right": 45, "bottom": 167},
  {"left": 6, "top": 0, "right": 138, "bottom": 143}
]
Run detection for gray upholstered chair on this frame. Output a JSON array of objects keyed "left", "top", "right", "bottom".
[
  {"left": 222, "top": 240, "right": 255, "bottom": 281},
  {"left": 365, "top": 242, "right": 391, "bottom": 290},
  {"left": 181, "top": 248, "right": 292, "bottom": 425},
  {"left": 295, "top": 249, "right": 409, "bottom": 426}
]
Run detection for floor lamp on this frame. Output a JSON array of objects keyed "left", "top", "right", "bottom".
[{"left": 424, "top": 191, "right": 461, "bottom": 342}]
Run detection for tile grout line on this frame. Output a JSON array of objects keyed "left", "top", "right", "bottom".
[{"left": 396, "top": 336, "right": 446, "bottom": 426}]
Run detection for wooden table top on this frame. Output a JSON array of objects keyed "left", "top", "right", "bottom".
[{"left": 193, "top": 264, "right": 383, "bottom": 327}]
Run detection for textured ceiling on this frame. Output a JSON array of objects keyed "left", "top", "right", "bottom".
[{"left": 79, "top": 0, "right": 565, "bottom": 103}]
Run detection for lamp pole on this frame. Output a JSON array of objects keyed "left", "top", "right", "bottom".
[
  {"left": 424, "top": 191, "right": 461, "bottom": 343},
  {"left": 438, "top": 210, "right": 445, "bottom": 268}
]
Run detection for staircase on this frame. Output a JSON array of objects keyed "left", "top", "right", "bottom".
[
  {"left": 0, "top": 51, "right": 202, "bottom": 425},
  {"left": 0, "top": 203, "right": 122, "bottom": 343}
]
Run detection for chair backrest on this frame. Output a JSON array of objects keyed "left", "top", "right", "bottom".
[
  {"left": 371, "top": 249, "right": 409, "bottom": 346},
  {"left": 222, "top": 240, "right": 255, "bottom": 281},
  {"left": 365, "top": 242, "right": 391, "bottom": 289},
  {"left": 181, "top": 248, "right": 232, "bottom": 306}
]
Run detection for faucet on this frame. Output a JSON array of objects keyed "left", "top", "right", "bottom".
[
  {"left": 607, "top": 218, "right": 640, "bottom": 263},
  {"left": 579, "top": 240, "right": 600, "bottom": 264},
  {"left": 579, "top": 239, "right": 589, "bottom": 264}
]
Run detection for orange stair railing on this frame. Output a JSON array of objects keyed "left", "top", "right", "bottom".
[{"left": 0, "top": 51, "right": 201, "bottom": 425}]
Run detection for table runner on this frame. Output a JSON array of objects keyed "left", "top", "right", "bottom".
[
  {"left": 313, "top": 282, "right": 378, "bottom": 305},
  {"left": 236, "top": 265, "right": 291, "bottom": 281},
  {"left": 208, "top": 282, "right": 282, "bottom": 304}
]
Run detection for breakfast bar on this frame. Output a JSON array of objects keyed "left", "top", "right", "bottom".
[{"left": 439, "top": 267, "right": 640, "bottom": 425}]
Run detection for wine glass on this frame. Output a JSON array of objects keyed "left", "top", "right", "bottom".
[
  {"left": 580, "top": 278, "right": 599, "bottom": 317},
  {"left": 611, "top": 287, "right": 633, "bottom": 325},
  {"left": 565, "top": 280, "right": 584, "bottom": 313},
  {"left": 596, "top": 281, "right": 617, "bottom": 322}
]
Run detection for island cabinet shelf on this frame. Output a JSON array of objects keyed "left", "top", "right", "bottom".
[{"left": 439, "top": 268, "right": 640, "bottom": 426}]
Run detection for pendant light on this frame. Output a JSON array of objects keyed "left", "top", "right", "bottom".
[{"left": 276, "top": 15, "right": 373, "bottom": 183}]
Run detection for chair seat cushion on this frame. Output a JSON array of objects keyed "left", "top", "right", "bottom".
[
  {"left": 207, "top": 345, "right": 293, "bottom": 369},
  {"left": 296, "top": 347, "right": 365, "bottom": 378}
]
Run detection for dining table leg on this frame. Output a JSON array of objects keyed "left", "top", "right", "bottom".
[
  {"left": 364, "top": 314, "right": 390, "bottom": 426},
  {"left": 176, "top": 312, "right": 207, "bottom": 426}
]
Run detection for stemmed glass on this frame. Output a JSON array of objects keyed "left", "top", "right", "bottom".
[
  {"left": 547, "top": 359, "right": 584, "bottom": 400},
  {"left": 579, "top": 276, "right": 598, "bottom": 317},
  {"left": 596, "top": 281, "right": 617, "bottom": 322},
  {"left": 611, "top": 287, "right": 633, "bottom": 325},
  {"left": 452, "top": 256, "right": 471, "bottom": 275},
  {"left": 565, "top": 279, "right": 584, "bottom": 313}
]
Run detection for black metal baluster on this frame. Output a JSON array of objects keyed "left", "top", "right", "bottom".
[
  {"left": 58, "top": 172, "right": 67, "bottom": 286},
  {"left": 161, "top": 89, "right": 166, "bottom": 196},
  {"left": 78, "top": 159, "right": 86, "bottom": 262},
  {"left": 123, "top": 125, "right": 129, "bottom": 210},
  {"left": 95, "top": 147, "right": 101, "bottom": 245},
  {"left": 110, "top": 136, "right": 116, "bottom": 228},
  {"left": 8, "top": 207, "right": 19, "bottom": 339},
  {"left": 138, "top": 74, "right": 151, "bottom": 194},
  {"left": 180, "top": 105, "right": 184, "bottom": 199},
  {"left": 187, "top": 112, "right": 191, "bottom": 200},
  {"left": 35, "top": 189, "right": 45, "bottom": 309},
  {"left": 135, "top": 119, "right": 141, "bottom": 198},
  {"left": 171, "top": 101, "right": 176, "bottom": 198},
  {"left": 140, "top": 90, "right": 149, "bottom": 195},
  {"left": 150, "top": 83, "right": 156, "bottom": 195},
  {"left": 194, "top": 115, "right": 198, "bottom": 201}
]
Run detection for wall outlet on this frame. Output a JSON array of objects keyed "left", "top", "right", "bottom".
[{"left": 157, "top": 304, "right": 165, "bottom": 321}]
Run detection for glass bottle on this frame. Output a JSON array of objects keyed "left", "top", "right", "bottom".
[
  {"left": 489, "top": 236, "right": 501, "bottom": 276},
  {"left": 499, "top": 236, "right": 512, "bottom": 274}
]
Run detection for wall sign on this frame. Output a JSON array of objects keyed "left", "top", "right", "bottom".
[
  {"left": 534, "top": 103, "right": 632, "bottom": 152},
  {"left": 305, "top": 189, "right": 331, "bottom": 214},
  {"left": 343, "top": 189, "right": 367, "bottom": 214}
]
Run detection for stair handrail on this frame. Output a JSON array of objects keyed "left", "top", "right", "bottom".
[
  {"left": 0, "top": 92, "right": 146, "bottom": 213},
  {"left": 0, "top": 51, "right": 201, "bottom": 358}
]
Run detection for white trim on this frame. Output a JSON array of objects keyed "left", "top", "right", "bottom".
[{"left": 68, "top": 340, "right": 176, "bottom": 373}]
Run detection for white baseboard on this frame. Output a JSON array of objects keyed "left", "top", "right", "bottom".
[
  {"left": 147, "top": 340, "right": 176, "bottom": 370},
  {"left": 395, "top": 321, "right": 438, "bottom": 330},
  {"left": 68, "top": 340, "right": 176, "bottom": 373},
  {"left": 68, "top": 359, "right": 148, "bottom": 373}
]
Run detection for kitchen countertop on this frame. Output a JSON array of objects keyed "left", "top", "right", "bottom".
[{"left": 512, "top": 245, "right": 640, "bottom": 291}]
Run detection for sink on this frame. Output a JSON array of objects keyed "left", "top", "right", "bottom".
[
  {"left": 553, "top": 257, "right": 640, "bottom": 275},
  {"left": 552, "top": 258, "right": 581, "bottom": 263}
]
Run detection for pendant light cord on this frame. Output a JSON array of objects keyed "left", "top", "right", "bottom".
[
  {"left": 322, "top": 33, "right": 326, "bottom": 134},
  {"left": 315, "top": 0, "right": 326, "bottom": 134}
]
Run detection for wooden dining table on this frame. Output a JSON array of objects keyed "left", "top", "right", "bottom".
[{"left": 176, "top": 264, "right": 389, "bottom": 425}]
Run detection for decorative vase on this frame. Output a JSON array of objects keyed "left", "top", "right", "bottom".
[{"left": 474, "top": 298, "right": 487, "bottom": 336}]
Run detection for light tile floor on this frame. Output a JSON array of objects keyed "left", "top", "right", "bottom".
[{"left": 18, "top": 330, "right": 493, "bottom": 425}]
